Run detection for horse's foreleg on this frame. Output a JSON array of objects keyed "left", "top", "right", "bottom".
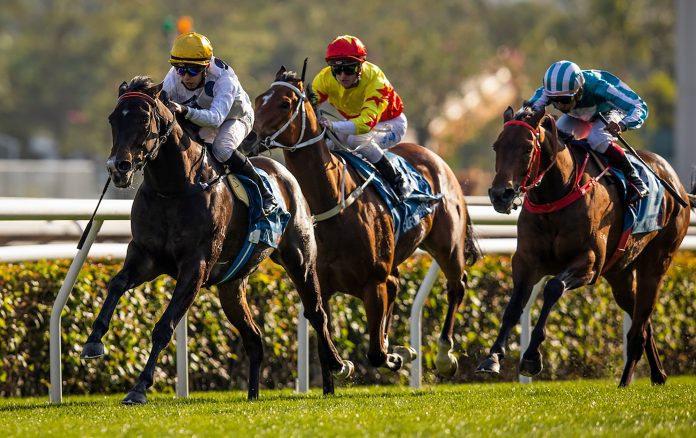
[
  {"left": 218, "top": 278, "right": 264, "bottom": 401},
  {"left": 477, "top": 266, "right": 537, "bottom": 374},
  {"left": 123, "top": 261, "right": 205, "bottom": 405},
  {"left": 82, "top": 243, "right": 158, "bottom": 359},
  {"left": 520, "top": 263, "right": 593, "bottom": 377},
  {"left": 363, "top": 282, "right": 401, "bottom": 372}
]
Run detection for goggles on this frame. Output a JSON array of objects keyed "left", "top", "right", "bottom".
[
  {"left": 175, "top": 65, "right": 206, "bottom": 76},
  {"left": 331, "top": 64, "right": 359, "bottom": 76},
  {"left": 550, "top": 95, "right": 575, "bottom": 105}
]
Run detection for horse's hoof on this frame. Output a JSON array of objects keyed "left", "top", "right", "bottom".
[
  {"left": 436, "top": 355, "right": 458, "bottom": 378},
  {"left": 393, "top": 346, "right": 417, "bottom": 364},
  {"left": 333, "top": 360, "right": 354, "bottom": 379},
  {"left": 519, "top": 356, "right": 543, "bottom": 377},
  {"left": 80, "top": 342, "right": 105, "bottom": 359},
  {"left": 476, "top": 355, "right": 501, "bottom": 374},
  {"left": 121, "top": 390, "right": 147, "bottom": 405}
]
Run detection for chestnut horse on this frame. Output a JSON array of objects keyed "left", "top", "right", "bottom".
[
  {"left": 242, "top": 67, "right": 481, "bottom": 378},
  {"left": 81, "top": 76, "right": 352, "bottom": 403},
  {"left": 477, "top": 106, "right": 696, "bottom": 386}
]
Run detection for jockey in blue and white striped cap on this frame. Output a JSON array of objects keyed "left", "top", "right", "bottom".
[{"left": 527, "top": 60, "right": 650, "bottom": 201}]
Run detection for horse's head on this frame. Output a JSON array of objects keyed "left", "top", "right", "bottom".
[
  {"left": 488, "top": 106, "right": 552, "bottom": 214},
  {"left": 241, "top": 65, "right": 322, "bottom": 156},
  {"left": 107, "top": 76, "right": 174, "bottom": 188}
]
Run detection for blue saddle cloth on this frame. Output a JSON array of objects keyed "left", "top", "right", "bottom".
[
  {"left": 216, "top": 169, "right": 291, "bottom": 284},
  {"left": 334, "top": 150, "right": 443, "bottom": 241},
  {"left": 611, "top": 154, "right": 665, "bottom": 234}
]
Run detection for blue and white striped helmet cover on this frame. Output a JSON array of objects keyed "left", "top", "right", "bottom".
[{"left": 543, "top": 60, "right": 585, "bottom": 96}]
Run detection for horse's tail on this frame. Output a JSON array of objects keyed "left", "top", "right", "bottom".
[{"left": 464, "top": 206, "right": 483, "bottom": 266}]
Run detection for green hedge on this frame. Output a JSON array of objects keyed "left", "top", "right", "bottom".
[{"left": 1, "top": 252, "right": 695, "bottom": 397}]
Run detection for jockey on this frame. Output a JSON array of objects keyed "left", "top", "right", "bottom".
[
  {"left": 163, "top": 32, "right": 277, "bottom": 214},
  {"left": 311, "top": 35, "right": 411, "bottom": 201},
  {"left": 528, "top": 60, "right": 650, "bottom": 201}
]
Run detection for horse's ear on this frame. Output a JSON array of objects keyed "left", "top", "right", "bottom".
[
  {"left": 529, "top": 106, "right": 546, "bottom": 127},
  {"left": 275, "top": 65, "right": 287, "bottom": 80},
  {"left": 150, "top": 82, "right": 164, "bottom": 99},
  {"left": 503, "top": 106, "right": 514, "bottom": 123},
  {"left": 118, "top": 81, "right": 128, "bottom": 96}
]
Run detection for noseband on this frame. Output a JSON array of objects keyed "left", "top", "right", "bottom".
[
  {"left": 259, "top": 81, "right": 326, "bottom": 151},
  {"left": 116, "top": 91, "right": 174, "bottom": 170}
]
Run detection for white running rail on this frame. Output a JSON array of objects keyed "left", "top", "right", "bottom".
[{"left": 0, "top": 197, "right": 694, "bottom": 400}]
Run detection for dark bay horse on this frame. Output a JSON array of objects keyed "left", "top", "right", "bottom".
[
  {"left": 477, "top": 106, "right": 696, "bottom": 386},
  {"left": 81, "top": 76, "right": 352, "bottom": 403},
  {"left": 242, "top": 67, "right": 481, "bottom": 378}
]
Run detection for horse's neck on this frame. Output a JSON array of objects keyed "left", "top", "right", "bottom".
[
  {"left": 143, "top": 127, "right": 209, "bottom": 194},
  {"left": 282, "top": 140, "right": 343, "bottom": 212},
  {"left": 529, "top": 133, "right": 576, "bottom": 202}
]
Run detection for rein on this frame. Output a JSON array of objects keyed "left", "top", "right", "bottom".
[
  {"left": 117, "top": 92, "right": 175, "bottom": 170},
  {"left": 116, "top": 91, "right": 222, "bottom": 197},
  {"left": 260, "top": 82, "right": 326, "bottom": 151},
  {"left": 506, "top": 118, "right": 610, "bottom": 214},
  {"left": 260, "top": 80, "right": 375, "bottom": 222}
]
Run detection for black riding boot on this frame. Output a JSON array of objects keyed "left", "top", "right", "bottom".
[
  {"left": 605, "top": 142, "right": 649, "bottom": 202},
  {"left": 224, "top": 149, "right": 278, "bottom": 215},
  {"left": 374, "top": 156, "right": 410, "bottom": 202}
]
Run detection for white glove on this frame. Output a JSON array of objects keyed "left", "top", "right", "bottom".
[
  {"left": 167, "top": 101, "right": 187, "bottom": 115},
  {"left": 318, "top": 116, "right": 332, "bottom": 129}
]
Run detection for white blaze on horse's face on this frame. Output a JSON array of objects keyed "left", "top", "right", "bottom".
[
  {"left": 260, "top": 91, "right": 274, "bottom": 109},
  {"left": 121, "top": 109, "right": 129, "bottom": 117}
]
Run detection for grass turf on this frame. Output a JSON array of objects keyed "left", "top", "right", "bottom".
[{"left": 1, "top": 376, "right": 695, "bottom": 437}]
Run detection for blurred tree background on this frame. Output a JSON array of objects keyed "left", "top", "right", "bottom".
[{"left": 0, "top": 0, "right": 675, "bottom": 194}]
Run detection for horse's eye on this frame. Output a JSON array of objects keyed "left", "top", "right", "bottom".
[{"left": 281, "top": 101, "right": 291, "bottom": 110}]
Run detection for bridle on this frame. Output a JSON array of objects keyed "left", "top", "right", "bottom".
[
  {"left": 503, "top": 117, "right": 558, "bottom": 195},
  {"left": 115, "top": 91, "right": 175, "bottom": 171},
  {"left": 258, "top": 81, "right": 326, "bottom": 152}
]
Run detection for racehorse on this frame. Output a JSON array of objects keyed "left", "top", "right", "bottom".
[
  {"left": 477, "top": 106, "right": 696, "bottom": 386},
  {"left": 80, "top": 76, "right": 352, "bottom": 403},
  {"left": 242, "top": 67, "right": 481, "bottom": 377}
]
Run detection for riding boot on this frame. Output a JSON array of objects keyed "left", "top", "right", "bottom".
[
  {"left": 373, "top": 156, "right": 410, "bottom": 202},
  {"left": 604, "top": 141, "right": 649, "bottom": 202},
  {"left": 223, "top": 149, "right": 278, "bottom": 215}
]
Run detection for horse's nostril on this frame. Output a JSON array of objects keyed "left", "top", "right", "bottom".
[{"left": 117, "top": 161, "right": 132, "bottom": 172}]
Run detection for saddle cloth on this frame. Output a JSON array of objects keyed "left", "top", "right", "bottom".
[
  {"left": 216, "top": 169, "right": 290, "bottom": 284},
  {"left": 609, "top": 154, "right": 665, "bottom": 234},
  {"left": 334, "top": 150, "right": 443, "bottom": 242}
]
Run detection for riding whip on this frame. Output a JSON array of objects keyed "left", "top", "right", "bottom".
[
  {"left": 300, "top": 57, "right": 308, "bottom": 84},
  {"left": 77, "top": 176, "right": 111, "bottom": 249},
  {"left": 599, "top": 114, "right": 688, "bottom": 208}
]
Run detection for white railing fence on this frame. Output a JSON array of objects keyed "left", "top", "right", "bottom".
[{"left": 0, "top": 197, "right": 694, "bottom": 402}]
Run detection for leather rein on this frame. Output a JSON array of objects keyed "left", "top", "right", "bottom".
[{"left": 505, "top": 118, "right": 609, "bottom": 214}]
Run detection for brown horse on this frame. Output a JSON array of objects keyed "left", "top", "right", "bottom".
[
  {"left": 80, "top": 76, "right": 352, "bottom": 403},
  {"left": 477, "top": 106, "right": 696, "bottom": 386},
  {"left": 242, "top": 67, "right": 481, "bottom": 378}
]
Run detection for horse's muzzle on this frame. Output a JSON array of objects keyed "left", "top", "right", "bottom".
[
  {"left": 107, "top": 157, "right": 135, "bottom": 188},
  {"left": 489, "top": 186, "right": 517, "bottom": 214}
]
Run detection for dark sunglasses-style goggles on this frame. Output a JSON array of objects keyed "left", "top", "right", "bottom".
[
  {"left": 331, "top": 64, "right": 359, "bottom": 75},
  {"left": 175, "top": 65, "right": 206, "bottom": 76},
  {"left": 550, "top": 95, "right": 575, "bottom": 104}
]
